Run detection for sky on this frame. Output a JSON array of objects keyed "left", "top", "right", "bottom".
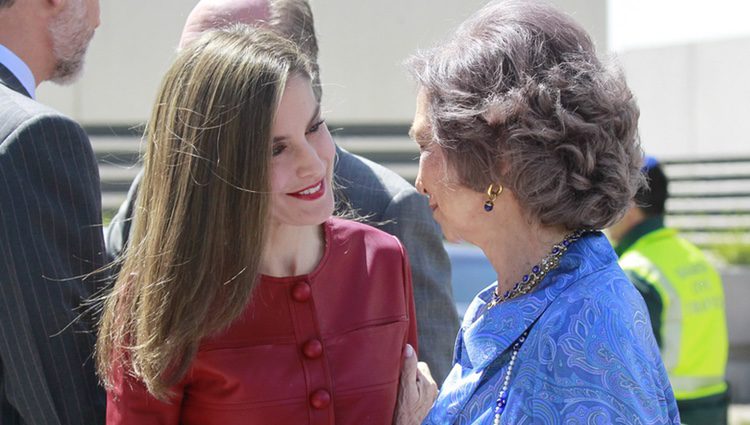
[{"left": 608, "top": 0, "right": 750, "bottom": 51}]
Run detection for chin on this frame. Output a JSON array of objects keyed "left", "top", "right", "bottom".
[
  {"left": 313, "top": 210, "right": 334, "bottom": 225},
  {"left": 310, "top": 199, "right": 335, "bottom": 225},
  {"left": 439, "top": 226, "right": 462, "bottom": 244},
  {"left": 50, "top": 61, "right": 84, "bottom": 85},
  {"left": 444, "top": 234, "right": 464, "bottom": 244}
]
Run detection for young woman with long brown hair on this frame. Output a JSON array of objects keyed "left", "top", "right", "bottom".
[{"left": 97, "top": 25, "right": 417, "bottom": 425}]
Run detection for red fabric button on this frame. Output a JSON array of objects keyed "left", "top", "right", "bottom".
[
  {"left": 291, "top": 282, "right": 311, "bottom": 302},
  {"left": 302, "top": 339, "right": 323, "bottom": 359},
  {"left": 309, "top": 389, "right": 331, "bottom": 409}
]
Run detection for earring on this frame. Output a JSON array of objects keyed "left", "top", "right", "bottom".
[{"left": 484, "top": 184, "right": 503, "bottom": 212}]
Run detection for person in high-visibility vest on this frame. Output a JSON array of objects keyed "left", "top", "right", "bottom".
[{"left": 609, "top": 156, "right": 729, "bottom": 425}]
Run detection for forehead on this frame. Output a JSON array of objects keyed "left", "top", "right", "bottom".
[
  {"left": 272, "top": 75, "right": 317, "bottom": 133},
  {"left": 409, "top": 89, "right": 432, "bottom": 142}
]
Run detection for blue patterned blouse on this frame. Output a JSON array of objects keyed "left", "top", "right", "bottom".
[{"left": 424, "top": 232, "right": 680, "bottom": 424}]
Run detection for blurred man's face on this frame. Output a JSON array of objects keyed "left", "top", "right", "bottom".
[
  {"left": 49, "top": 0, "right": 100, "bottom": 84},
  {"left": 606, "top": 215, "right": 630, "bottom": 244},
  {"left": 606, "top": 204, "right": 643, "bottom": 244}
]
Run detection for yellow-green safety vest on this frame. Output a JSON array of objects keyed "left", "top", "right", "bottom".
[{"left": 619, "top": 227, "right": 728, "bottom": 401}]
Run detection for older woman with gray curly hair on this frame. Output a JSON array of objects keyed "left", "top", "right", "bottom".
[{"left": 394, "top": 1, "right": 681, "bottom": 424}]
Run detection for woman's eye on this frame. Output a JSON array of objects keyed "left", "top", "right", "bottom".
[
  {"left": 306, "top": 119, "right": 326, "bottom": 135},
  {"left": 272, "top": 144, "right": 286, "bottom": 157}
]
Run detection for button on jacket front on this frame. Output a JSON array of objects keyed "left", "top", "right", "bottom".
[{"left": 107, "top": 218, "right": 418, "bottom": 425}]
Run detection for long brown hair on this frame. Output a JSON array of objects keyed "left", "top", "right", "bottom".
[{"left": 96, "top": 25, "right": 314, "bottom": 400}]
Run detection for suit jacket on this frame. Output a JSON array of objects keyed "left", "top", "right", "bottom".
[
  {"left": 0, "top": 63, "right": 107, "bottom": 424},
  {"left": 105, "top": 145, "right": 459, "bottom": 383}
]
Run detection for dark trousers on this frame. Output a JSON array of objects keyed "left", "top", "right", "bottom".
[{"left": 677, "top": 389, "right": 729, "bottom": 425}]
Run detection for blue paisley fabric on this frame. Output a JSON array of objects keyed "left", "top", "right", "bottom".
[{"left": 424, "top": 232, "right": 680, "bottom": 425}]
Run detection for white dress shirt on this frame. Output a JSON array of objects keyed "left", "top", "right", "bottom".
[{"left": 0, "top": 44, "right": 36, "bottom": 98}]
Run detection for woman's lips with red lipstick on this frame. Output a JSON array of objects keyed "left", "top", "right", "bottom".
[{"left": 287, "top": 180, "right": 325, "bottom": 200}]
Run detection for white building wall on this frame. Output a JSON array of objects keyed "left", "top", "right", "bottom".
[
  {"left": 620, "top": 37, "right": 750, "bottom": 156},
  {"left": 36, "top": 0, "right": 607, "bottom": 127}
]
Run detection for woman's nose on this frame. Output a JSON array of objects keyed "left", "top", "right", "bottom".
[
  {"left": 415, "top": 172, "right": 428, "bottom": 197},
  {"left": 296, "top": 142, "right": 325, "bottom": 178}
]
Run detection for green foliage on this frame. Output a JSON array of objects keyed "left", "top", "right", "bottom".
[
  {"left": 709, "top": 242, "right": 750, "bottom": 265},
  {"left": 102, "top": 209, "right": 116, "bottom": 227}
]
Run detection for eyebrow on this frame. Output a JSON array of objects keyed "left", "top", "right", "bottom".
[
  {"left": 408, "top": 124, "right": 431, "bottom": 144},
  {"left": 273, "top": 104, "right": 321, "bottom": 143}
]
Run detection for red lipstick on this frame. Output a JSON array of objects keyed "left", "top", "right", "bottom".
[{"left": 287, "top": 180, "right": 325, "bottom": 201}]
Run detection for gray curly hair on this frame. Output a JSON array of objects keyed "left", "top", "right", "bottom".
[
  {"left": 0, "top": 0, "right": 15, "bottom": 8},
  {"left": 407, "top": 0, "right": 643, "bottom": 230}
]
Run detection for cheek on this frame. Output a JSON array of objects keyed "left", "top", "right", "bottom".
[
  {"left": 422, "top": 154, "right": 457, "bottom": 194},
  {"left": 418, "top": 153, "right": 440, "bottom": 182},
  {"left": 316, "top": 135, "right": 335, "bottom": 170},
  {"left": 268, "top": 166, "right": 285, "bottom": 194}
]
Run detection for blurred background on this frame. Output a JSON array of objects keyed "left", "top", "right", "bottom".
[{"left": 35, "top": 0, "right": 750, "bottom": 421}]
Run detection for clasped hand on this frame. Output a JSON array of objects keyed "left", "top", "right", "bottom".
[{"left": 393, "top": 344, "right": 438, "bottom": 425}]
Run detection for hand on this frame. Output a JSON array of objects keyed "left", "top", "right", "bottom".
[{"left": 393, "top": 344, "right": 438, "bottom": 425}]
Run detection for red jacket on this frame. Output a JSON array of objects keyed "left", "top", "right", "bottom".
[{"left": 107, "top": 218, "right": 418, "bottom": 424}]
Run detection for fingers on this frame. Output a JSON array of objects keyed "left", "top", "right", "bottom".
[
  {"left": 394, "top": 344, "right": 421, "bottom": 425},
  {"left": 399, "top": 344, "right": 419, "bottom": 404},
  {"left": 416, "top": 362, "right": 438, "bottom": 410},
  {"left": 393, "top": 345, "right": 437, "bottom": 425},
  {"left": 417, "top": 362, "right": 434, "bottom": 384},
  {"left": 401, "top": 344, "right": 418, "bottom": 381},
  {"left": 415, "top": 361, "right": 438, "bottom": 409}
]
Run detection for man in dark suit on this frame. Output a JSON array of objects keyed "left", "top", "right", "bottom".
[
  {"left": 106, "top": 0, "right": 459, "bottom": 384},
  {"left": 0, "top": 0, "right": 105, "bottom": 423}
]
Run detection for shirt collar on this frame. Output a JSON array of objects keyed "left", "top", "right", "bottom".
[
  {"left": 0, "top": 44, "right": 36, "bottom": 99},
  {"left": 459, "top": 231, "right": 617, "bottom": 370},
  {"left": 614, "top": 215, "right": 664, "bottom": 257}
]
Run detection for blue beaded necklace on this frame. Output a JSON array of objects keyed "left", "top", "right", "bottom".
[
  {"left": 486, "top": 229, "right": 587, "bottom": 309},
  {"left": 487, "top": 229, "right": 587, "bottom": 424}
]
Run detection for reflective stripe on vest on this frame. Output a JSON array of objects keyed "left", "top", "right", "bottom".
[
  {"left": 620, "top": 252, "right": 681, "bottom": 370},
  {"left": 619, "top": 227, "right": 728, "bottom": 401},
  {"left": 669, "top": 376, "right": 727, "bottom": 397}
]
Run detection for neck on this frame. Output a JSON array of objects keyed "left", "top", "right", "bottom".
[
  {"left": 478, "top": 220, "right": 569, "bottom": 298},
  {"left": 0, "top": 11, "right": 53, "bottom": 86},
  {"left": 261, "top": 222, "right": 326, "bottom": 277}
]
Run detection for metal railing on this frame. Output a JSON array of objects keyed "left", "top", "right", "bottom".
[
  {"left": 89, "top": 129, "right": 750, "bottom": 245},
  {"left": 661, "top": 157, "right": 750, "bottom": 245}
]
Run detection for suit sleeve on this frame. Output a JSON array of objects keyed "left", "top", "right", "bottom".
[
  {"left": 380, "top": 188, "right": 458, "bottom": 384},
  {"left": 0, "top": 114, "right": 107, "bottom": 424},
  {"left": 104, "top": 170, "right": 142, "bottom": 265}
]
